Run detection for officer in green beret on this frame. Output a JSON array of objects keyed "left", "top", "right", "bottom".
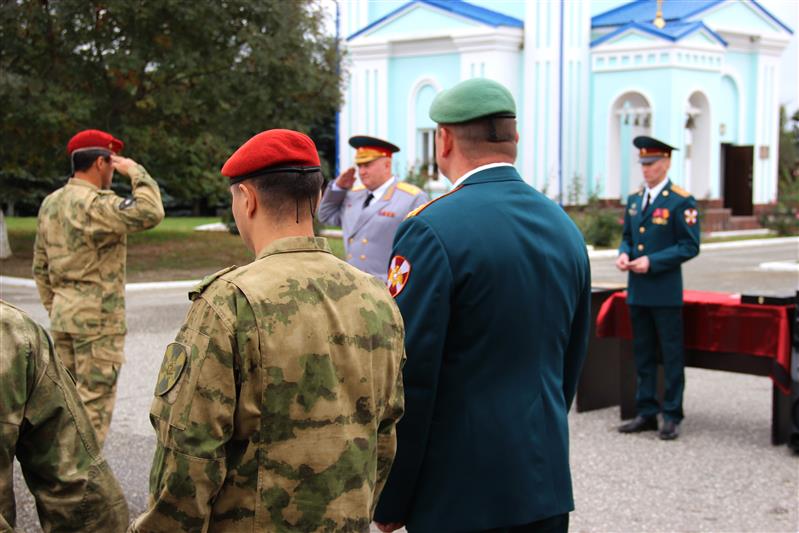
[
  {"left": 374, "top": 78, "right": 591, "bottom": 533},
  {"left": 616, "top": 135, "right": 700, "bottom": 440}
]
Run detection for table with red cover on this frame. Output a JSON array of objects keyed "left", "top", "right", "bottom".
[{"left": 596, "top": 290, "right": 793, "bottom": 393}]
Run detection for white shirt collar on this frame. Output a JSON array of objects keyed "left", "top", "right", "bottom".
[
  {"left": 644, "top": 177, "right": 669, "bottom": 201},
  {"left": 369, "top": 176, "right": 396, "bottom": 200},
  {"left": 451, "top": 162, "right": 514, "bottom": 189}
]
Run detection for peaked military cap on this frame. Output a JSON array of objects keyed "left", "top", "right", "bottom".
[
  {"left": 67, "top": 129, "right": 124, "bottom": 155},
  {"left": 634, "top": 136, "right": 678, "bottom": 164},
  {"left": 221, "top": 129, "right": 321, "bottom": 185},
  {"left": 349, "top": 135, "right": 400, "bottom": 164},
  {"left": 429, "top": 78, "right": 516, "bottom": 124}
]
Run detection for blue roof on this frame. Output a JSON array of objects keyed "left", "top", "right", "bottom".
[
  {"left": 348, "top": 0, "right": 523, "bottom": 41},
  {"left": 591, "top": 20, "right": 728, "bottom": 47},
  {"left": 592, "top": 0, "right": 793, "bottom": 34}
]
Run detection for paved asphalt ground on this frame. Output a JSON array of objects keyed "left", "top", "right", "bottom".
[{"left": 4, "top": 239, "right": 798, "bottom": 532}]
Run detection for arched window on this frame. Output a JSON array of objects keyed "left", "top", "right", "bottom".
[{"left": 609, "top": 92, "right": 652, "bottom": 199}]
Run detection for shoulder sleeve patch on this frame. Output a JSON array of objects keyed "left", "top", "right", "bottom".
[
  {"left": 670, "top": 184, "right": 691, "bottom": 198},
  {"left": 189, "top": 265, "right": 237, "bottom": 301},
  {"left": 154, "top": 343, "right": 188, "bottom": 396},
  {"left": 396, "top": 182, "right": 422, "bottom": 196}
]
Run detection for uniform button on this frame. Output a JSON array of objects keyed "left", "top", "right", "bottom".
[
  {"left": 362, "top": 238, "right": 368, "bottom": 244},
  {"left": 359, "top": 254, "right": 366, "bottom": 260},
  {"left": 663, "top": 190, "right": 670, "bottom": 197},
  {"left": 348, "top": 238, "right": 353, "bottom": 244},
  {"left": 347, "top": 254, "right": 352, "bottom": 259},
  {"left": 639, "top": 227, "right": 646, "bottom": 234},
  {"left": 637, "top": 244, "right": 644, "bottom": 251}
]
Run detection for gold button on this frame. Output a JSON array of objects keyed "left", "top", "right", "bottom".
[
  {"left": 362, "top": 238, "right": 368, "bottom": 244},
  {"left": 637, "top": 244, "right": 644, "bottom": 251},
  {"left": 347, "top": 254, "right": 352, "bottom": 259},
  {"left": 359, "top": 254, "right": 366, "bottom": 260},
  {"left": 348, "top": 238, "right": 353, "bottom": 244},
  {"left": 663, "top": 190, "right": 670, "bottom": 197},
  {"left": 639, "top": 227, "right": 646, "bottom": 234}
]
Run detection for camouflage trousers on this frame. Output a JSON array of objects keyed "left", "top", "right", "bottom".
[{"left": 51, "top": 332, "right": 125, "bottom": 447}]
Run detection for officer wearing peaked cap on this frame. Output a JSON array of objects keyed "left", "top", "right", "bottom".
[
  {"left": 374, "top": 78, "right": 591, "bottom": 533},
  {"left": 32, "top": 129, "right": 164, "bottom": 447},
  {"left": 132, "top": 129, "right": 405, "bottom": 531},
  {"left": 317, "top": 135, "right": 429, "bottom": 282},
  {"left": 616, "top": 135, "right": 700, "bottom": 440}
]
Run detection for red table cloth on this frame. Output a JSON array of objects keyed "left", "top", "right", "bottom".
[{"left": 596, "top": 290, "right": 793, "bottom": 393}]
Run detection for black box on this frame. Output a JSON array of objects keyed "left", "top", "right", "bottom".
[{"left": 741, "top": 293, "right": 797, "bottom": 306}]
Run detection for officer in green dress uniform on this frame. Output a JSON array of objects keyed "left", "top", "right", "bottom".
[
  {"left": 615, "top": 136, "right": 701, "bottom": 440},
  {"left": 374, "top": 78, "right": 591, "bottom": 533}
]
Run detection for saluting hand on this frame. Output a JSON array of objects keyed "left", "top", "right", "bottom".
[
  {"left": 628, "top": 256, "right": 650, "bottom": 274},
  {"left": 335, "top": 167, "right": 357, "bottom": 190},
  {"left": 111, "top": 155, "right": 139, "bottom": 177},
  {"left": 615, "top": 252, "right": 630, "bottom": 271}
]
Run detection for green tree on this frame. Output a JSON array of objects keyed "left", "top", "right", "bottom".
[{"left": 0, "top": 0, "right": 342, "bottom": 216}]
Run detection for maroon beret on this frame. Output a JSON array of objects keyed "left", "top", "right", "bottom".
[
  {"left": 67, "top": 129, "right": 124, "bottom": 154},
  {"left": 221, "top": 129, "right": 321, "bottom": 184}
]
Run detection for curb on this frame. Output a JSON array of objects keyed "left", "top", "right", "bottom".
[{"left": 3, "top": 237, "right": 795, "bottom": 291}]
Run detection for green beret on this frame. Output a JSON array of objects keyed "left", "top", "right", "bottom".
[{"left": 429, "top": 78, "right": 516, "bottom": 124}]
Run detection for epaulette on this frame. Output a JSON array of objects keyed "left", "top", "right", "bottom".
[
  {"left": 670, "top": 184, "right": 691, "bottom": 198},
  {"left": 352, "top": 184, "right": 366, "bottom": 192},
  {"left": 405, "top": 185, "right": 464, "bottom": 219},
  {"left": 189, "top": 265, "right": 237, "bottom": 301},
  {"left": 396, "top": 182, "right": 422, "bottom": 196}
]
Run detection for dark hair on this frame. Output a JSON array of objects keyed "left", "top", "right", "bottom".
[
  {"left": 71, "top": 149, "right": 111, "bottom": 174},
  {"left": 443, "top": 117, "right": 517, "bottom": 160},
  {"left": 246, "top": 170, "right": 325, "bottom": 220}
]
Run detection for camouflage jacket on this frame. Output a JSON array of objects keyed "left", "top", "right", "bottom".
[
  {"left": 130, "top": 237, "right": 405, "bottom": 533},
  {"left": 32, "top": 166, "right": 164, "bottom": 335},
  {"left": 0, "top": 300, "right": 129, "bottom": 531}
]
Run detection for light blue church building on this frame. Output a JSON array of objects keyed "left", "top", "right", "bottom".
[{"left": 337, "top": 0, "right": 793, "bottom": 215}]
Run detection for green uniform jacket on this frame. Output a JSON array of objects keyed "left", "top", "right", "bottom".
[
  {"left": 619, "top": 180, "right": 701, "bottom": 307},
  {"left": 374, "top": 166, "right": 592, "bottom": 531},
  {"left": 32, "top": 166, "right": 164, "bottom": 335},
  {"left": 131, "top": 237, "right": 405, "bottom": 532},
  {"left": 0, "top": 300, "right": 128, "bottom": 531}
]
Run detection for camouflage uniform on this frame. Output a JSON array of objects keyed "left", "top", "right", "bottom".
[
  {"left": 130, "top": 236, "right": 405, "bottom": 533},
  {"left": 32, "top": 165, "right": 165, "bottom": 445},
  {"left": 0, "top": 300, "right": 129, "bottom": 531}
]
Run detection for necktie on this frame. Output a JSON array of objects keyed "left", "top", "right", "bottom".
[
  {"left": 363, "top": 193, "right": 374, "bottom": 208},
  {"left": 642, "top": 192, "right": 650, "bottom": 212}
]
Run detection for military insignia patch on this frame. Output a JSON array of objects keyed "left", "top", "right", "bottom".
[
  {"left": 118, "top": 197, "right": 136, "bottom": 210},
  {"left": 684, "top": 208, "right": 698, "bottom": 226},
  {"left": 155, "top": 343, "right": 188, "bottom": 396},
  {"left": 387, "top": 255, "right": 411, "bottom": 298}
]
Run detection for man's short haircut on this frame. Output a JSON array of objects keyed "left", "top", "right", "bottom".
[
  {"left": 71, "top": 149, "right": 112, "bottom": 174},
  {"left": 442, "top": 117, "right": 517, "bottom": 160},
  {"left": 246, "top": 170, "right": 325, "bottom": 220}
]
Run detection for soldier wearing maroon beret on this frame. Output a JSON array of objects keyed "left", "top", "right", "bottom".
[
  {"left": 133, "top": 129, "right": 406, "bottom": 531},
  {"left": 32, "top": 128, "right": 165, "bottom": 447}
]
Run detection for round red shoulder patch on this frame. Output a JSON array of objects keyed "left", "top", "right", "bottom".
[{"left": 387, "top": 255, "right": 411, "bottom": 298}]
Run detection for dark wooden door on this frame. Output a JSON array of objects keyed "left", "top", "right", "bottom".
[{"left": 722, "top": 144, "right": 753, "bottom": 216}]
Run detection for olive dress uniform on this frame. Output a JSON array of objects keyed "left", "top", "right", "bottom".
[{"left": 620, "top": 171, "right": 700, "bottom": 427}]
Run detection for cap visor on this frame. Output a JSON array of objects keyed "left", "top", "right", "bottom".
[{"left": 639, "top": 155, "right": 665, "bottom": 164}]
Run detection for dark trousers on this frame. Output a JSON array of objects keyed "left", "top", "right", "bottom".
[
  {"left": 629, "top": 305, "right": 685, "bottom": 422},
  {"left": 481, "top": 513, "right": 569, "bottom": 533}
]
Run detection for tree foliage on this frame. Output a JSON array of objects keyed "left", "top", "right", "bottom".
[{"left": 0, "top": 0, "right": 342, "bottom": 213}]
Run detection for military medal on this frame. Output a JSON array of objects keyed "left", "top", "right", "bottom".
[{"left": 387, "top": 255, "right": 411, "bottom": 298}]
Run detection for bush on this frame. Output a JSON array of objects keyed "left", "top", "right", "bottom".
[{"left": 760, "top": 174, "right": 799, "bottom": 236}]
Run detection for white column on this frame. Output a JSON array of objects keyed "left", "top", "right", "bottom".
[{"left": 754, "top": 53, "right": 781, "bottom": 204}]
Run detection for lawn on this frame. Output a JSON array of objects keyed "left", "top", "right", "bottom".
[{"left": 1, "top": 217, "right": 345, "bottom": 282}]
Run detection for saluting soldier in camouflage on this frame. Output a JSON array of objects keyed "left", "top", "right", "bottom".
[
  {"left": 131, "top": 129, "right": 405, "bottom": 532},
  {"left": 32, "top": 129, "right": 165, "bottom": 446},
  {"left": 0, "top": 300, "right": 129, "bottom": 532}
]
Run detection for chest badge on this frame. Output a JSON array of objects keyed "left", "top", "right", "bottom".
[
  {"left": 387, "top": 255, "right": 412, "bottom": 298},
  {"left": 652, "top": 207, "right": 670, "bottom": 225},
  {"left": 628, "top": 204, "right": 638, "bottom": 216}
]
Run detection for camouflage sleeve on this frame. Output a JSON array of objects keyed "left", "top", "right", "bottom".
[
  {"left": 0, "top": 301, "right": 129, "bottom": 532},
  {"left": 131, "top": 292, "right": 237, "bottom": 531},
  {"left": 91, "top": 165, "right": 165, "bottom": 235},
  {"left": 31, "top": 216, "right": 53, "bottom": 312},
  {"left": 374, "top": 337, "right": 406, "bottom": 511}
]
